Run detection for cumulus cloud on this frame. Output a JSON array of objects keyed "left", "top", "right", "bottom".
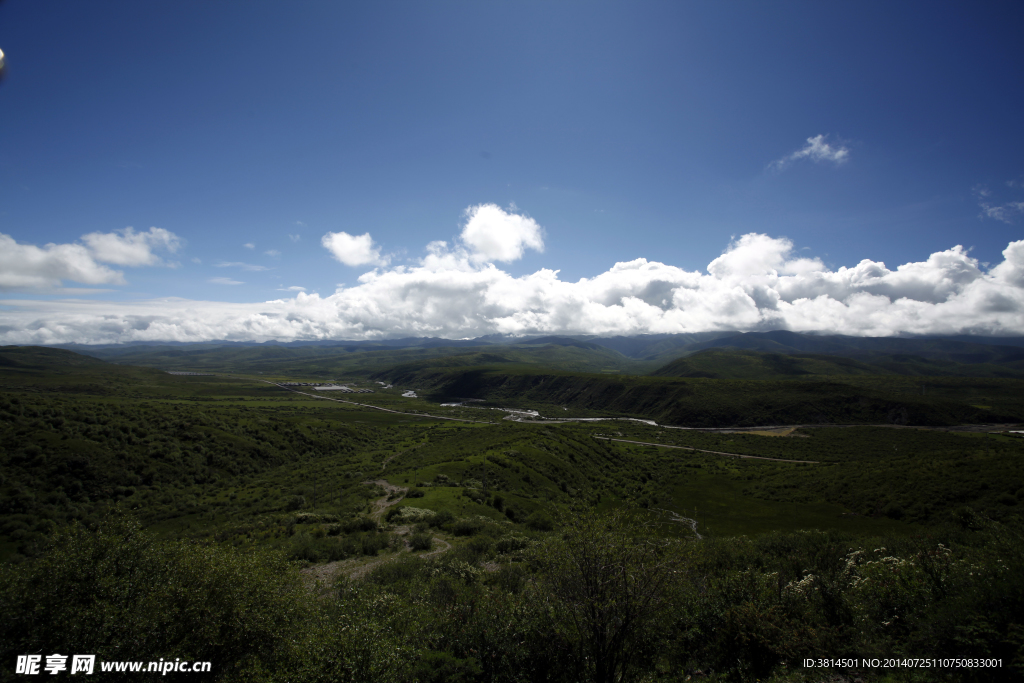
[
  {"left": 80, "top": 227, "right": 181, "bottom": 266},
  {"left": 244, "top": 243, "right": 255, "bottom": 249},
  {"left": 3, "top": 233, "right": 1024, "bottom": 345},
  {"left": 0, "top": 227, "right": 182, "bottom": 292},
  {"left": 770, "top": 134, "right": 850, "bottom": 172},
  {"left": 460, "top": 203, "right": 544, "bottom": 262},
  {"left": 265, "top": 249, "right": 281, "bottom": 257},
  {"left": 321, "top": 231, "right": 387, "bottom": 267}
]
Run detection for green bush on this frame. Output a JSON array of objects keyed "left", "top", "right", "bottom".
[
  {"left": 0, "top": 516, "right": 300, "bottom": 677},
  {"left": 343, "top": 516, "right": 379, "bottom": 533},
  {"left": 409, "top": 533, "right": 433, "bottom": 551},
  {"left": 452, "top": 518, "right": 483, "bottom": 536},
  {"left": 525, "top": 511, "right": 553, "bottom": 531},
  {"left": 429, "top": 510, "right": 454, "bottom": 528},
  {"left": 495, "top": 534, "right": 531, "bottom": 554}
]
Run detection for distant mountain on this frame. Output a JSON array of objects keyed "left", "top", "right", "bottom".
[
  {"left": 684, "top": 330, "right": 1024, "bottom": 365},
  {"left": 0, "top": 346, "right": 108, "bottom": 369},
  {"left": 45, "top": 330, "right": 1024, "bottom": 378},
  {"left": 652, "top": 349, "right": 884, "bottom": 380}
]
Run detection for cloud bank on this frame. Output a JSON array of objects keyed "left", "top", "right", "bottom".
[{"left": 2, "top": 228, "right": 1023, "bottom": 345}]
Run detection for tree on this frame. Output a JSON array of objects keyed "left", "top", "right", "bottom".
[{"left": 535, "top": 508, "right": 683, "bottom": 683}]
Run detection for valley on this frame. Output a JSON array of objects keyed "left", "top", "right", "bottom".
[{"left": 2, "top": 335, "right": 1023, "bottom": 681}]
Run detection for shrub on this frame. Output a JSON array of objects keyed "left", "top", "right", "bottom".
[
  {"left": 525, "top": 511, "right": 553, "bottom": 531},
  {"left": 388, "top": 506, "right": 435, "bottom": 523},
  {"left": 408, "top": 651, "right": 482, "bottom": 683},
  {"left": 366, "top": 556, "right": 423, "bottom": 587},
  {"left": 495, "top": 534, "right": 531, "bottom": 554},
  {"left": 452, "top": 518, "right": 483, "bottom": 536},
  {"left": 0, "top": 516, "right": 300, "bottom": 674},
  {"left": 360, "top": 532, "right": 390, "bottom": 556},
  {"left": 463, "top": 488, "right": 485, "bottom": 503},
  {"left": 495, "top": 563, "right": 527, "bottom": 594},
  {"left": 405, "top": 489, "right": 425, "bottom": 498},
  {"left": 429, "top": 558, "right": 481, "bottom": 585},
  {"left": 410, "top": 533, "right": 433, "bottom": 551},
  {"left": 429, "top": 510, "right": 454, "bottom": 528},
  {"left": 342, "top": 516, "right": 379, "bottom": 533}
]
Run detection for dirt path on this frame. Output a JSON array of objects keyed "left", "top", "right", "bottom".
[
  {"left": 300, "top": 481, "right": 453, "bottom": 587},
  {"left": 593, "top": 436, "right": 820, "bottom": 463},
  {"left": 364, "top": 478, "right": 408, "bottom": 521},
  {"left": 346, "top": 535, "right": 452, "bottom": 581},
  {"left": 653, "top": 508, "right": 702, "bottom": 539}
]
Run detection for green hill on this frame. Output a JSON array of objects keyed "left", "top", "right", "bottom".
[{"left": 651, "top": 348, "right": 883, "bottom": 379}]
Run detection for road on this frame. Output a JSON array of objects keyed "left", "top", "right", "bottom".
[{"left": 593, "top": 436, "right": 820, "bottom": 463}]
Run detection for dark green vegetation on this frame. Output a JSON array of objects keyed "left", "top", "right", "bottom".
[
  {"left": 3, "top": 510, "right": 1022, "bottom": 682},
  {"left": 2, "top": 342, "right": 1024, "bottom": 681}
]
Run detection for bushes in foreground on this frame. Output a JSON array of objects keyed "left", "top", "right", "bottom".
[{"left": 2, "top": 510, "right": 1023, "bottom": 682}]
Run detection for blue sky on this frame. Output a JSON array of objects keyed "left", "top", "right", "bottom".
[{"left": 1, "top": 1, "right": 1023, "bottom": 343}]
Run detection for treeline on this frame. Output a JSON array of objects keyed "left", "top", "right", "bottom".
[{"left": 2, "top": 510, "right": 1021, "bottom": 682}]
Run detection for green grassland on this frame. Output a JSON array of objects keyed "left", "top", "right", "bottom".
[{"left": 3, "top": 345, "right": 1024, "bottom": 681}]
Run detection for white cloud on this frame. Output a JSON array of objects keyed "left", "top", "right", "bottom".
[
  {"left": 216, "top": 261, "right": 271, "bottom": 271},
  {"left": 81, "top": 227, "right": 181, "bottom": 266},
  {"left": 769, "top": 134, "right": 850, "bottom": 172},
  {"left": 0, "top": 228, "right": 182, "bottom": 292},
  {"left": 460, "top": 203, "right": 544, "bottom": 262},
  {"left": 3, "top": 233, "right": 1024, "bottom": 344},
  {"left": 278, "top": 285, "right": 307, "bottom": 292},
  {"left": 975, "top": 180, "right": 1024, "bottom": 223},
  {"left": 321, "top": 231, "right": 387, "bottom": 267},
  {"left": 289, "top": 233, "right": 301, "bottom": 242},
  {"left": 265, "top": 249, "right": 281, "bottom": 257},
  {"left": 244, "top": 243, "right": 255, "bottom": 249},
  {"left": 0, "top": 234, "right": 125, "bottom": 291},
  {"left": 981, "top": 202, "right": 1024, "bottom": 223},
  {"left": 209, "top": 277, "right": 244, "bottom": 285}
]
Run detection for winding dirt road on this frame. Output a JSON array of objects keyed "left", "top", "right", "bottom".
[{"left": 593, "top": 436, "right": 820, "bottom": 463}]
